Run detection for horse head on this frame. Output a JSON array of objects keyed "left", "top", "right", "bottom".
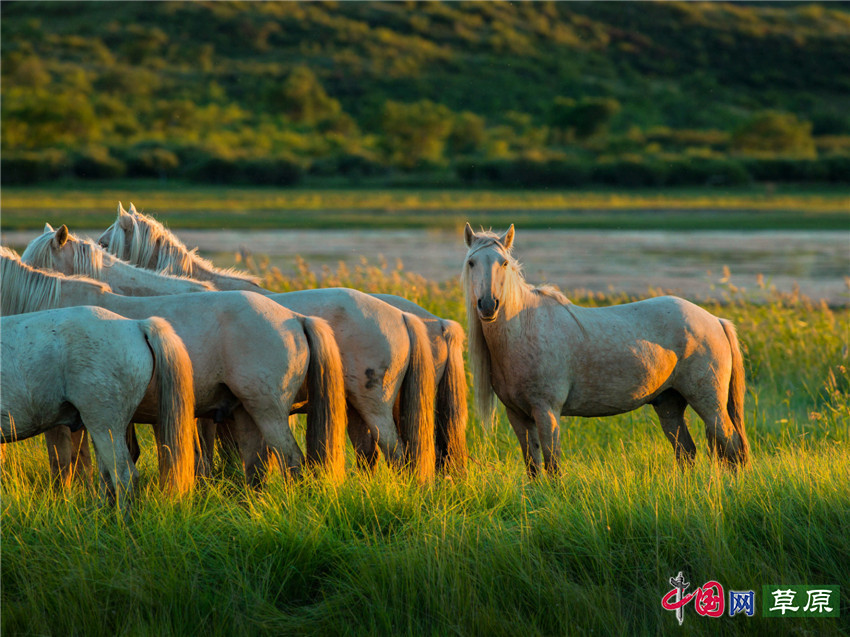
[
  {"left": 21, "top": 223, "right": 78, "bottom": 275},
  {"left": 97, "top": 202, "right": 138, "bottom": 260},
  {"left": 463, "top": 222, "right": 515, "bottom": 322}
]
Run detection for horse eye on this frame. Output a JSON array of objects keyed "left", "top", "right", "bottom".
[
  {"left": 501, "top": 260, "right": 508, "bottom": 268},
  {"left": 468, "top": 260, "right": 475, "bottom": 268}
]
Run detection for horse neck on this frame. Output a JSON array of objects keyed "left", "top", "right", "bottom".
[
  {"left": 101, "top": 252, "right": 208, "bottom": 295},
  {"left": 204, "top": 268, "right": 264, "bottom": 292},
  {"left": 54, "top": 278, "right": 111, "bottom": 309},
  {"left": 479, "top": 282, "right": 535, "bottom": 353}
]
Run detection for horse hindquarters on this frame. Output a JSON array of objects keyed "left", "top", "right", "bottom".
[
  {"left": 675, "top": 318, "right": 749, "bottom": 469},
  {"left": 300, "top": 316, "right": 348, "bottom": 482},
  {"left": 397, "top": 313, "right": 436, "bottom": 483},
  {"left": 435, "top": 320, "right": 468, "bottom": 474},
  {"left": 140, "top": 317, "right": 196, "bottom": 494}
]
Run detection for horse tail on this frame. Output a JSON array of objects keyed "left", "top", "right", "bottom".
[
  {"left": 398, "top": 313, "right": 437, "bottom": 483},
  {"left": 300, "top": 316, "right": 347, "bottom": 482},
  {"left": 720, "top": 319, "right": 750, "bottom": 467},
  {"left": 435, "top": 319, "right": 468, "bottom": 475},
  {"left": 141, "top": 317, "right": 196, "bottom": 494}
]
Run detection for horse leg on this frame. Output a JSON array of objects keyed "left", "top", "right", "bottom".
[
  {"left": 236, "top": 399, "right": 304, "bottom": 481},
  {"left": 347, "top": 406, "right": 379, "bottom": 472},
  {"left": 86, "top": 425, "right": 138, "bottom": 507},
  {"left": 196, "top": 418, "right": 216, "bottom": 478},
  {"left": 363, "top": 408, "right": 405, "bottom": 471},
  {"left": 44, "top": 426, "right": 73, "bottom": 489},
  {"left": 126, "top": 424, "right": 140, "bottom": 464},
  {"left": 229, "top": 409, "right": 268, "bottom": 488},
  {"left": 532, "top": 406, "right": 561, "bottom": 475},
  {"left": 70, "top": 428, "right": 93, "bottom": 485},
  {"left": 506, "top": 406, "right": 543, "bottom": 478},
  {"left": 215, "top": 419, "right": 243, "bottom": 476},
  {"left": 651, "top": 389, "right": 696, "bottom": 467}
]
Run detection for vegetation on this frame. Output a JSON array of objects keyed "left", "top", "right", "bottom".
[
  {"left": 3, "top": 2, "right": 850, "bottom": 187},
  {"left": 2, "top": 182, "right": 849, "bottom": 232},
  {"left": 2, "top": 257, "right": 848, "bottom": 635}
]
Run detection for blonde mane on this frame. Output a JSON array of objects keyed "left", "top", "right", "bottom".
[
  {"left": 24, "top": 228, "right": 216, "bottom": 291},
  {"left": 21, "top": 231, "right": 105, "bottom": 279},
  {"left": 111, "top": 209, "right": 260, "bottom": 285},
  {"left": 1, "top": 247, "right": 111, "bottom": 315}
]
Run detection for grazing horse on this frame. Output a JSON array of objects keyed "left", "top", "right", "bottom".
[
  {"left": 20, "top": 224, "right": 214, "bottom": 481},
  {"left": 1, "top": 304, "right": 196, "bottom": 504},
  {"left": 462, "top": 223, "right": 749, "bottom": 476},
  {"left": 97, "top": 204, "right": 468, "bottom": 475},
  {"left": 1, "top": 248, "right": 347, "bottom": 484},
  {"left": 28, "top": 224, "right": 440, "bottom": 481}
]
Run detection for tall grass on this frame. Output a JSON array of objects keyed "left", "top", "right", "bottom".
[{"left": 2, "top": 258, "right": 848, "bottom": 635}]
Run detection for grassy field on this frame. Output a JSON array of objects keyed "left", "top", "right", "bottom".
[
  {"left": 2, "top": 257, "right": 849, "bottom": 635},
  {"left": 2, "top": 181, "right": 850, "bottom": 231}
]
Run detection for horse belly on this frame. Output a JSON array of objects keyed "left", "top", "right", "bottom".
[{"left": 562, "top": 341, "right": 678, "bottom": 417}]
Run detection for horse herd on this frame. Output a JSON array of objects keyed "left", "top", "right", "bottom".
[{"left": 0, "top": 204, "right": 750, "bottom": 506}]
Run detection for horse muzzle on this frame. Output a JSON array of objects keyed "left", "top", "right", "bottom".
[{"left": 477, "top": 297, "right": 500, "bottom": 322}]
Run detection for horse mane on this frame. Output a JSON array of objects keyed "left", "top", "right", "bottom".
[
  {"left": 116, "top": 209, "right": 260, "bottom": 285},
  {"left": 21, "top": 231, "right": 105, "bottom": 279},
  {"left": 24, "top": 229, "right": 216, "bottom": 290},
  {"left": 1, "top": 246, "right": 111, "bottom": 315}
]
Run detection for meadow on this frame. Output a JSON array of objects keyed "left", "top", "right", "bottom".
[
  {"left": 2, "top": 181, "right": 850, "bottom": 232},
  {"left": 1, "top": 253, "right": 848, "bottom": 636}
]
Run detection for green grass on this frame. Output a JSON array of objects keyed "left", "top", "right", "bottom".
[
  {"left": 2, "top": 181, "right": 850, "bottom": 231},
  {"left": 2, "top": 258, "right": 849, "bottom": 636}
]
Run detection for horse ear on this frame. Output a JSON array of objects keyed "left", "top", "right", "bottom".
[
  {"left": 53, "top": 224, "right": 69, "bottom": 248},
  {"left": 128, "top": 202, "right": 137, "bottom": 213},
  {"left": 463, "top": 222, "right": 475, "bottom": 247},
  {"left": 500, "top": 224, "right": 515, "bottom": 250},
  {"left": 118, "top": 212, "right": 134, "bottom": 231},
  {"left": 43, "top": 223, "right": 55, "bottom": 234},
  {"left": 118, "top": 202, "right": 128, "bottom": 216}
]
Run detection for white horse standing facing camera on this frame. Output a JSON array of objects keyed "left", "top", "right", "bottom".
[{"left": 462, "top": 223, "right": 749, "bottom": 476}]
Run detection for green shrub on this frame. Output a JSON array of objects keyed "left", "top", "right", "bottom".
[
  {"left": 125, "top": 147, "right": 181, "bottom": 179},
  {"left": 238, "top": 157, "right": 303, "bottom": 186},
  {"left": 592, "top": 157, "right": 667, "bottom": 188},
  {"left": 664, "top": 157, "right": 750, "bottom": 186},
  {"left": 71, "top": 148, "right": 125, "bottom": 179},
  {"left": 0, "top": 149, "right": 71, "bottom": 184}
]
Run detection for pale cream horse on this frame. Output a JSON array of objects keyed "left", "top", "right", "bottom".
[
  {"left": 462, "top": 224, "right": 749, "bottom": 476},
  {"left": 21, "top": 223, "right": 215, "bottom": 479},
  {"left": 97, "top": 205, "right": 468, "bottom": 475},
  {"left": 0, "top": 302, "right": 196, "bottom": 503},
  {"left": 1, "top": 250, "right": 348, "bottom": 484},
  {"left": 28, "top": 224, "right": 441, "bottom": 481}
]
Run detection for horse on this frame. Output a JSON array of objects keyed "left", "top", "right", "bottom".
[
  {"left": 1, "top": 304, "right": 196, "bottom": 504},
  {"left": 1, "top": 248, "right": 347, "bottom": 484},
  {"left": 21, "top": 225, "right": 215, "bottom": 479},
  {"left": 96, "top": 205, "right": 468, "bottom": 475},
  {"left": 461, "top": 223, "right": 749, "bottom": 476},
  {"left": 26, "top": 224, "right": 440, "bottom": 481}
]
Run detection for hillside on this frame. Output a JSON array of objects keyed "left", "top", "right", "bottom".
[{"left": 3, "top": 1, "right": 850, "bottom": 186}]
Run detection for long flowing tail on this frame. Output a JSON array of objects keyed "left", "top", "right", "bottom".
[
  {"left": 141, "top": 317, "right": 196, "bottom": 494},
  {"left": 720, "top": 319, "right": 750, "bottom": 467},
  {"left": 398, "top": 313, "right": 437, "bottom": 483},
  {"left": 435, "top": 319, "right": 468, "bottom": 475},
  {"left": 300, "top": 316, "right": 347, "bottom": 482}
]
